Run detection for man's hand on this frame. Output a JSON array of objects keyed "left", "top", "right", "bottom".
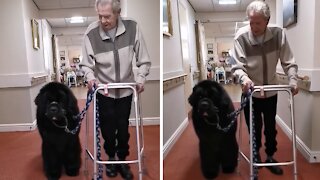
[
  {"left": 87, "top": 79, "right": 98, "bottom": 91},
  {"left": 136, "top": 83, "right": 144, "bottom": 93},
  {"left": 291, "top": 85, "right": 299, "bottom": 96},
  {"left": 241, "top": 78, "right": 254, "bottom": 94}
]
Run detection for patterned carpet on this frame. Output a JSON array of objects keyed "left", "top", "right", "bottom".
[{"left": 0, "top": 99, "right": 160, "bottom": 180}]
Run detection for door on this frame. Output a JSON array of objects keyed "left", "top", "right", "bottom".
[
  {"left": 195, "top": 20, "right": 207, "bottom": 81},
  {"left": 178, "top": 0, "right": 193, "bottom": 112}
]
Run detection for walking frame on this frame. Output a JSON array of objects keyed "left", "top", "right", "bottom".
[
  {"left": 238, "top": 85, "right": 298, "bottom": 180},
  {"left": 84, "top": 83, "right": 145, "bottom": 180}
]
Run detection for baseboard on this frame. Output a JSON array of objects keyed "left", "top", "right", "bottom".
[
  {"left": 0, "top": 120, "right": 37, "bottom": 132},
  {"left": 129, "top": 117, "right": 160, "bottom": 126},
  {"left": 163, "top": 118, "right": 189, "bottom": 159},
  {"left": 276, "top": 115, "right": 320, "bottom": 163}
]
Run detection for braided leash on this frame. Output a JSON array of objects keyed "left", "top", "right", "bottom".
[
  {"left": 217, "top": 93, "right": 250, "bottom": 132},
  {"left": 65, "top": 90, "right": 95, "bottom": 134},
  {"left": 95, "top": 97, "right": 104, "bottom": 180},
  {"left": 216, "top": 90, "right": 259, "bottom": 179},
  {"left": 245, "top": 90, "right": 259, "bottom": 180},
  {"left": 62, "top": 86, "right": 104, "bottom": 179}
]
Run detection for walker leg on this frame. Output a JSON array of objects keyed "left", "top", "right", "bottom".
[{"left": 289, "top": 94, "right": 298, "bottom": 180}]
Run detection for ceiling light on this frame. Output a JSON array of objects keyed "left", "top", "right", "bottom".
[
  {"left": 218, "top": 0, "right": 237, "bottom": 5},
  {"left": 70, "top": 16, "right": 84, "bottom": 23}
]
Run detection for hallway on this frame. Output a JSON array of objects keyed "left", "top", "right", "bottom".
[
  {"left": 0, "top": 87, "right": 160, "bottom": 180},
  {"left": 164, "top": 84, "right": 320, "bottom": 180}
]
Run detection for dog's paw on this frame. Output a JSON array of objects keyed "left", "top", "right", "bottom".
[
  {"left": 46, "top": 170, "right": 61, "bottom": 180},
  {"left": 204, "top": 172, "right": 218, "bottom": 179},
  {"left": 65, "top": 168, "right": 80, "bottom": 176},
  {"left": 47, "top": 177, "right": 60, "bottom": 180},
  {"left": 222, "top": 166, "right": 236, "bottom": 173}
]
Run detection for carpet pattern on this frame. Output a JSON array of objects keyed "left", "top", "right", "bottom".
[
  {"left": 0, "top": 99, "right": 160, "bottom": 180},
  {"left": 164, "top": 103, "right": 320, "bottom": 180}
]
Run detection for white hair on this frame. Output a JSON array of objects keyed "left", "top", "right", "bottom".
[
  {"left": 246, "top": 0, "right": 270, "bottom": 20},
  {"left": 95, "top": 0, "right": 121, "bottom": 13}
]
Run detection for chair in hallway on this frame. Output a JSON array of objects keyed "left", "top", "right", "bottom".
[
  {"left": 67, "top": 71, "right": 77, "bottom": 87},
  {"left": 215, "top": 66, "right": 226, "bottom": 84}
]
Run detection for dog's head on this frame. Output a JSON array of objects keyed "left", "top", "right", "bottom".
[
  {"left": 35, "top": 82, "right": 78, "bottom": 124},
  {"left": 188, "top": 80, "right": 228, "bottom": 126}
]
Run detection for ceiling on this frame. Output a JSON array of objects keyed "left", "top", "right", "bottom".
[
  {"left": 33, "top": 0, "right": 95, "bottom": 10},
  {"left": 188, "top": 0, "right": 254, "bottom": 38},
  {"left": 33, "top": 0, "right": 97, "bottom": 27},
  {"left": 188, "top": 0, "right": 252, "bottom": 12},
  {"left": 33, "top": 0, "right": 97, "bottom": 45},
  {"left": 32, "top": 0, "right": 254, "bottom": 45}
]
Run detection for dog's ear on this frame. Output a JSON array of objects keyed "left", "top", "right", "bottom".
[
  {"left": 188, "top": 86, "right": 197, "bottom": 106},
  {"left": 188, "top": 93, "right": 194, "bottom": 106},
  {"left": 34, "top": 93, "right": 41, "bottom": 106}
]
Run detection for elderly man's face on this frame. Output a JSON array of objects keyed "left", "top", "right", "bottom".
[
  {"left": 248, "top": 12, "right": 269, "bottom": 37},
  {"left": 97, "top": 3, "right": 120, "bottom": 31}
]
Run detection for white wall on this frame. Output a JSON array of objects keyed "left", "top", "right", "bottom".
[
  {"left": 0, "top": 0, "right": 49, "bottom": 131},
  {"left": 0, "top": 0, "right": 28, "bottom": 74},
  {"left": 22, "top": 0, "right": 45, "bottom": 75},
  {"left": 163, "top": 0, "right": 184, "bottom": 79},
  {"left": 314, "top": 0, "right": 320, "bottom": 68},
  {"left": 127, "top": 0, "right": 160, "bottom": 68},
  {"left": 126, "top": 0, "right": 160, "bottom": 121},
  {"left": 41, "top": 20, "right": 54, "bottom": 77},
  {"left": 275, "top": 0, "right": 320, "bottom": 162},
  {"left": 163, "top": 0, "right": 197, "bottom": 155},
  {"left": 183, "top": 0, "right": 198, "bottom": 77}
]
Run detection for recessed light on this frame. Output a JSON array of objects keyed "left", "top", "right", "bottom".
[
  {"left": 70, "top": 16, "right": 84, "bottom": 23},
  {"left": 218, "top": 0, "right": 237, "bottom": 5}
]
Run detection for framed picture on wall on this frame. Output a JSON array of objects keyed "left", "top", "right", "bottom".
[
  {"left": 283, "top": 0, "right": 298, "bottom": 28},
  {"left": 31, "top": 19, "right": 40, "bottom": 50},
  {"left": 207, "top": 43, "right": 213, "bottom": 49},
  {"left": 163, "top": 0, "right": 173, "bottom": 36}
]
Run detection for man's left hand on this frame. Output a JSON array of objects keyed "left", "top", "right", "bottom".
[
  {"left": 137, "top": 83, "right": 144, "bottom": 93},
  {"left": 291, "top": 85, "right": 299, "bottom": 96}
]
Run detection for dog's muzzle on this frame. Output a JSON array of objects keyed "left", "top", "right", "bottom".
[
  {"left": 45, "top": 101, "right": 65, "bottom": 120},
  {"left": 198, "top": 98, "right": 220, "bottom": 126}
]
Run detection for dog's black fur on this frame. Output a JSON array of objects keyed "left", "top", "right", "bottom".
[
  {"left": 35, "top": 82, "right": 81, "bottom": 180},
  {"left": 188, "top": 80, "right": 238, "bottom": 179}
]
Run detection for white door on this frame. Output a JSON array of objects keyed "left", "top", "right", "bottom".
[{"left": 178, "top": 0, "right": 193, "bottom": 112}]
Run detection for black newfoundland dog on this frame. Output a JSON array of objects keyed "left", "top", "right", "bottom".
[
  {"left": 35, "top": 82, "right": 81, "bottom": 180},
  {"left": 188, "top": 80, "right": 238, "bottom": 179}
]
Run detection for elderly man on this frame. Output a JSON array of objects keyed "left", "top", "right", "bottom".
[
  {"left": 80, "top": 0, "right": 151, "bottom": 179},
  {"left": 232, "top": 0, "right": 298, "bottom": 176}
]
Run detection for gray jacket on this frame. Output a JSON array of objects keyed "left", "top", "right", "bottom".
[
  {"left": 232, "top": 25, "right": 298, "bottom": 97},
  {"left": 80, "top": 17, "right": 151, "bottom": 98}
]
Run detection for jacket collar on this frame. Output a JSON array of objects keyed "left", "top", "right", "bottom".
[
  {"left": 248, "top": 26, "right": 273, "bottom": 45},
  {"left": 99, "top": 17, "right": 126, "bottom": 40}
]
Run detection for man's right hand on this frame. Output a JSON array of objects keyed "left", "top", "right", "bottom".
[
  {"left": 87, "top": 79, "right": 98, "bottom": 91},
  {"left": 241, "top": 78, "right": 254, "bottom": 94}
]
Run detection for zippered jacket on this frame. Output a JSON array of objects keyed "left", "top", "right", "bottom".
[
  {"left": 80, "top": 17, "right": 151, "bottom": 98},
  {"left": 231, "top": 25, "right": 298, "bottom": 97}
]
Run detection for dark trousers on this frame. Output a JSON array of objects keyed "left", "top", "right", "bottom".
[
  {"left": 97, "top": 93, "right": 132, "bottom": 160},
  {"left": 243, "top": 95, "right": 278, "bottom": 156}
]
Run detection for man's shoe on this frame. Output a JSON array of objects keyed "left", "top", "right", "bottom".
[
  {"left": 118, "top": 164, "right": 134, "bottom": 180},
  {"left": 106, "top": 164, "right": 118, "bottom": 177},
  {"left": 265, "top": 158, "right": 283, "bottom": 175}
]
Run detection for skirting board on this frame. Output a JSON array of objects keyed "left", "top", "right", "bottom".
[
  {"left": 129, "top": 117, "right": 160, "bottom": 126},
  {"left": 163, "top": 118, "right": 189, "bottom": 158},
  {"left": 0, "top": 120, "right": 37, "bottom": 132},
  {"left": 276, "top": 115, "right": 320, "bottom": 163}
]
